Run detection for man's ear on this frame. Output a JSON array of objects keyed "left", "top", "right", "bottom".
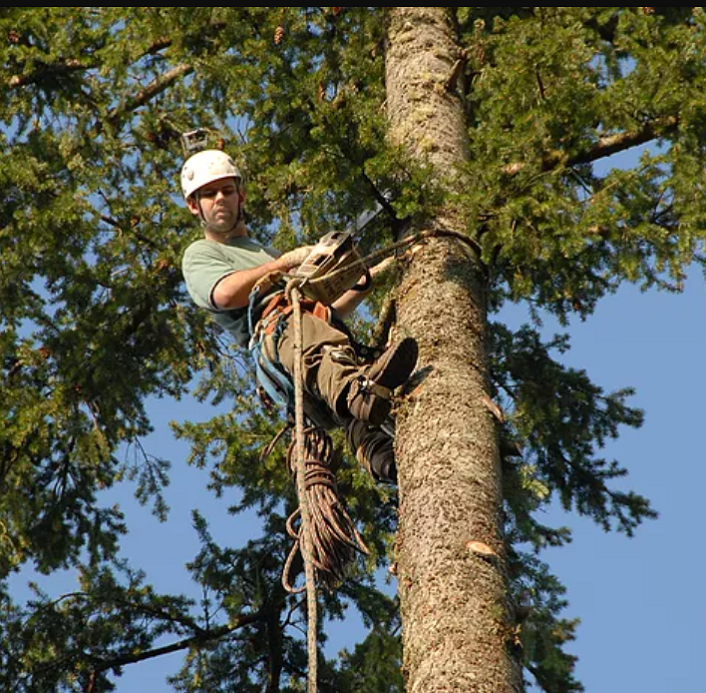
[{"left": 186, "top": 196, "right": 200, "bottom": 216}]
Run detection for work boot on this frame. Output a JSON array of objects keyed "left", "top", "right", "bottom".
[
  {"left": 346, "top": 420, "right": 397, "bottom": 484},
  {"left": 346, "top": 337, "right": 418, "bottom": 426}
]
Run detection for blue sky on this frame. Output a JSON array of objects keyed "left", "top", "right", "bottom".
[
  {"left": 53, "top": 259, "right": 701, "bottom": 693},
  {"left": 535, "top": 265, "right": 706, "bottom": 693}
]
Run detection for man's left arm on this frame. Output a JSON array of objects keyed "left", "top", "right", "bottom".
[{"left": 331, "top": 256, "right": 396, "bottom": 318}]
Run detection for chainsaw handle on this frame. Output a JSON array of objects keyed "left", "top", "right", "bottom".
[{"left": 351, "top": 268, "right": 372, "bottom": 292}]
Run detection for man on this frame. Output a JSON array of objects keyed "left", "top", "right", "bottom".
[{"left": 180, "top": 149, "right": 418, "bottom": 483}]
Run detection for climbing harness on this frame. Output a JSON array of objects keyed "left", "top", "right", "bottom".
[
  {"left": 248, "top": 285, "right": 295, "bottom": 411},
  {"left": 248, "top": 285, "right": 344, "bottom": 431}
]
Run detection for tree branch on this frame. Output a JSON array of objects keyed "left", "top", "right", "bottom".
[
  {"left": 91, "top": 612, "right": 261, "bottom": 673},
  {"left": 6, "top": 34, "right": 175, "bottom": 90},
  {"left": 108, "top": 63, "right": 193, "bottom": 121},
  {"left": 565, "top": 115, "right": 679, "bottom": 167},
  {"left": 503, "top": 115, "right": 679, "bottom": 176},
  {"left": 8, "top": 59, "right": 89, "bottom": 88}
]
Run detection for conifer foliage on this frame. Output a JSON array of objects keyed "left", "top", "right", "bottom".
[{"left": 1, "top": 7, "right": 704, "bottom": 692}]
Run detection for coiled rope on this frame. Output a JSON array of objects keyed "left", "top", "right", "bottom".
[{"left": 282, "top": 423, "right": 369, "bottom": 594}]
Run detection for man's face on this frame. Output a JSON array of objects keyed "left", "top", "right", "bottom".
[{"left": 188, "top": 177, "right": 244, "bottom": 233}]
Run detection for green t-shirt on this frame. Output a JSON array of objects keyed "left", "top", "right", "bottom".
[{"left": 182, "top": 236, "right": 280, "bottom": 346}]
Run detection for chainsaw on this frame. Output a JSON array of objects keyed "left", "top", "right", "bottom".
[{"left": 294, "top": 230, "right": 370, "bottom": 305}]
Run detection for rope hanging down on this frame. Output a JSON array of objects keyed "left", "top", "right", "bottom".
[
  {"left": 283, "top": 283, "right": 370, "bottom": 693},
  {"left": 288, "top": 285, "right": 319, "bottom": 693},
  {"left": 279, "top": 279, "right": 370, "bottom": 596}
]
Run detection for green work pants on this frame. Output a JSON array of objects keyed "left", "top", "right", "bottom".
[{"left": 272, "top": 311, "right": 360, "bottom": 418}]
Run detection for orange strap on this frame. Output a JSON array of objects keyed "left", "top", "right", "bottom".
[{"left": 259, "top": 292, "right": 331, "bottom": 335}]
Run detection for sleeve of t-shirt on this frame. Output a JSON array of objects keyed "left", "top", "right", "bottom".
[{"left": 181, "top": 241, "right": 234, "bottom": 311}]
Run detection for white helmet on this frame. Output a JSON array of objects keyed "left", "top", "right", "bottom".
[{"left": 180, "top": 149, "right": 242, "bottom": 200}]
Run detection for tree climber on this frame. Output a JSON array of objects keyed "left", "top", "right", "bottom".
[{"left": 179, "top": 148, "right": 418, "bottom": 483}]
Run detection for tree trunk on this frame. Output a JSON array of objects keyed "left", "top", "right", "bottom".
[{"left": 385, "top": 8, "right": 523, "bottom": 692}]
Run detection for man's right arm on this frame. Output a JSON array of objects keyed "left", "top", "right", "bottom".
[
  {"left": 211, "top": 246, "right": 314, "bottom": 310},
  {"left": 211, "top": 256, "right": 284, "bottom": 310}
]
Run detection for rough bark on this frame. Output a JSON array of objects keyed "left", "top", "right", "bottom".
[{"left": 385, "top": 8, "right": 523, "bottom": 692}]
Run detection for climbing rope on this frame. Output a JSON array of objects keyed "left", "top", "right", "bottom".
[{"left": 288, "top": 285, "right": 319, "bottom": 693}]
